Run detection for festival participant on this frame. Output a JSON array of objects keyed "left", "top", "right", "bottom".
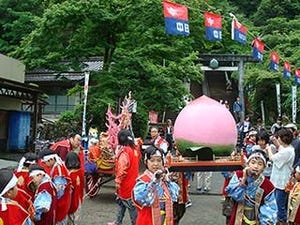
[
  {"left": 14, "top": 152, "right": 38, "bottom": 199},
  {"left": 39, "top": 148, "right": 71, "bottom": 225},
  {"left": 133, "top": 145, "right": 179, "bottom": 225},
  {"left": 65, "top": 152, "right": 85, "bottom": 225},
  {"left": 107, "top": 129, "right": 141, "bottom": 225},
  {"left": 0, "top": 168, "right": 34, "bottom": 225},
  {"left": 150, "top": 126, "right": 169, "bottom": 155},
  {"left": 287, "top": 165, "right": 300, "bottom": 225},
  {"left": 226, "top": 150, "right": 278, "bottom": 225},
  {"left": 50, "top": 133, "right": 82, "bottom": 161},
  {"left": 172, "top": 172, "right": 189, "bottom": 225},
  {"left": 29, "top": 164, "right": 57, "bottom": 225}
]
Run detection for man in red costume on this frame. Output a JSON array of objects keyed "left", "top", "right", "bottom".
[
  {"left": 40, "top": 148, "right": 71, "bottom": 224},
  {"left": 50, "top": 133, "right": 83, "bottom": 162},
  {"left": 0, "top": 168, "right": 34, "bottom": 225}
]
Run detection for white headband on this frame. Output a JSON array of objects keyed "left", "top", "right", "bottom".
[
  {"left": 42, "top": 153, "right": 63, "bottom": 165},
  {"left": 296, "top": 166, "right": 300, "bottom": 173},
  {"left": 29, "top": 170, "right": 46, "bottom": 177},
  {"left": 0, "top": 174, "right": 18, "bottom": 211},
  {"left": 247, "top": 152, "right": 266, "bottom": 165}
]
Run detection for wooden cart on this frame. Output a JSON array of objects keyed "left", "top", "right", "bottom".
[{"left": 166, "top": 154, "right": 244, "bottom": 172}]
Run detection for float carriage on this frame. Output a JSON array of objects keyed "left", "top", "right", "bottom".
[
  {"left": 85, "top": 95, "right": 244, "bottom": 197},
  {"left": 84, "top": 92, "right": 136, "bottom": 197}
]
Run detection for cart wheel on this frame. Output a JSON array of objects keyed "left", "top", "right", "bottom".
[{"left": 86, "top": 174, "right": 101, "bottom": 198}]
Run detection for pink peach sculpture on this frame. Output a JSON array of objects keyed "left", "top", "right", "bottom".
[{"left": 174, "top": 95, "right": 237, "bottom": 156}]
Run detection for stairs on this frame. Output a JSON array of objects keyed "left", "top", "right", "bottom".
[{"left": 204, "top": 71, "right": 238, "bottom": 110}]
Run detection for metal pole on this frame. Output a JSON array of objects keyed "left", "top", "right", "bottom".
[
  {"left": 82, "top": 72, "right": 90, "bottom": 150},
  {"left": 238, "top": 60, "right": 245, "bottom": 122},
  {"left": 260, "top": 100, "right": 265, "bottom": 126}
]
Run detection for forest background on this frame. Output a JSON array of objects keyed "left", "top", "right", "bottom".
[{"left": 0, "top": 0, "right": 299, "bottom": 138}]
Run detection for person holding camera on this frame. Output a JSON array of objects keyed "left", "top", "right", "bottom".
[
  {"left": 266, "top": 128, "right": 295, "bottom": 225},
  {"left": 225, "top": 150, "right": 278, "bottom": 225},
  {"left": 132, "top": 145, "right": 179, "bottom": 225}
]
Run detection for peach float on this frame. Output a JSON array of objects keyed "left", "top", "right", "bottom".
[{"left": 174, "top": 95, "right": 237, "bottom": 156}]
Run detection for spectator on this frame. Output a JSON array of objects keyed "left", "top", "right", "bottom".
[
  {"left": 266, "top": 128, "right": 295, "bottom": 224},
  {"left": 271, "top": 117, "right": 282, "bottom": 135},
  {"left": 164, "top": 119, "right": 174, "bottom": 155},
  {"left": 284, "top": 123, "right": 300, "bottom": 167},
  {"left": 232, "top": 97, "right": 242, "bottom": 123}
]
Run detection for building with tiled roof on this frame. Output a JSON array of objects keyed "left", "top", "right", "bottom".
[{"left": 25, "top": 57, "right": 103, "bottom": 122}]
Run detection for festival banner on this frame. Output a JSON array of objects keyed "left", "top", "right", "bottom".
[
  {"left": 292, "top": 86, "right": 297, "bottom": 123},
  {"left": 163, "top": 1, "right": 189, "bottom": 36},
  {"left": 231, "top": 19, "right": 247, "bottom": 44},
  {"left": 252, "top": 38, "right": 264, "bottom": 61},
  {"left": 270, "top": 51, "right": 279, "bottom": 72},
  {"left": 295, "top": 69, "right": 300, "bottom": 85},
  {"left": 204, "top": 12, "right": 222, "bottom": 41},
  {"left": 275, "top": 83, "right": 281, "bottom": 117},
  {"left": 283, "top": 61, "right": 291, "bottom": 79}
]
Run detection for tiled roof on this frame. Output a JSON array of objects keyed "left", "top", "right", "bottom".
[{"left": 25, "top": 57, "right": 103, "bottom": 82}]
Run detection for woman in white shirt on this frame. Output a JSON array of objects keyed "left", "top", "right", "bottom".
[{"left": 266, "top": 128, "right": 295, "bottom": 224}]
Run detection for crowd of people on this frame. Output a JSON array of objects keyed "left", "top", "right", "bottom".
[
  {"left": 1, "top": 111, "right": 300, "bottom": 225},
  {"left": 223, "top": 115, "right": 300, "bottom": 225}
]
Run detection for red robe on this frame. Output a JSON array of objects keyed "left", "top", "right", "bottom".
[
  {"left": 14, "top": 170, "right": 36, "bottom": 199},
  {"left": 115, "top": 145, "right": 140, "bottom": 199},
  {"left": 34, "top": 180, "right": 57, "bottom": 225},
  {"left": 228, "top": 170, "right": 275, "bottom": 225},
  {"left": 50, "top": 139, "right": 71, "bottom": 161},
  {"left": 68, "top": 169, "right": 85, "bottom": 214},
  {"left": 133, "top": 171, "right": 174, "bottom": 225},
  {"left": 0, "top": 199, "right": 32, "bottom": 225},
  {"left": 50, "top": 163, "right": 71, "bottom": 223},
  {"left": 13, "top": 188, "right": 35, "bottom": 221}
]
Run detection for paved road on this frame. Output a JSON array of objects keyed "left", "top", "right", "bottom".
[{"left": 81, "top": 172, "right": 227, "bottom": 225}]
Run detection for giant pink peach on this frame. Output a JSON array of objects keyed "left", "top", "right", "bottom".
[{"left": 174, "top": 95, "right": 237, "bottom": 156}]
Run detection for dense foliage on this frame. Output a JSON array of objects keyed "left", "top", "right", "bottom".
[{"left": 0, "top": 0, "right": 299, "bottom": 136}]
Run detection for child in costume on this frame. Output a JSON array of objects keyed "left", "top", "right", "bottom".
[
  {"left": 107, "top": 129, "right": 141, "bottom": 225},
  {"left": 65, "top": 151, "right": 85, "bottom": 224},
  {"left": 29, "top": 164, "right": 57, "bottom": 225},
  {"left": 0, "top": 168, "right": 34, "bottom": 225},
  {"left": 14, "top": 152, "right": 38, "bottom": 199},
  {"left": 287, "top": 165, "right": 300, "bottom": 224},
  {"left": 39, "top": 148, "right": 71, "bottom": 225},
  {"left": 133, "top": 145, "right": 179, "bottom": 225},
  {"left": 226, "top": 149, "right": 278, "bottom": 225}
]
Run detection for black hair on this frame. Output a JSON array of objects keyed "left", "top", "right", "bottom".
[
  {"left": 256, "top": 130, "right": 270, "bottom": 144},
  {"left": 29, "top": 164, "right": 45, "bottom": 174},
  {"left": 0, "top": 169, "right": 14, "bottom": 194},
  {"left": 65, "top": 152, "right": 81, "bottom": 170},
  {"left": 118, "top": 129, "right": 135, "bottom": 147},
  {"left": 23, "top": 152, "right": 38, "bottom": 167},
  {"left": 38, "top": 148, "right": 54, "bottom": 160},
  {"left": 277, "top": 128, "right": 293, "bottom": 145},
  {"left": 143, "top": 145, "right": 164, "bottom": 168}
]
